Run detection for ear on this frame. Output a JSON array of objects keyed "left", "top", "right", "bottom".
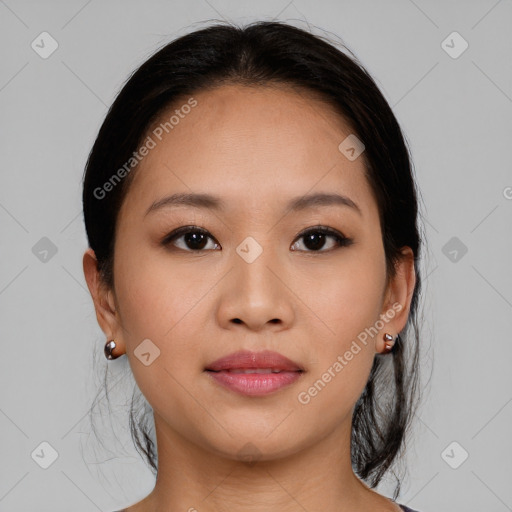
[
  {"left": 83, "top": 248, "right": 125, "bottom": 356},
  {"left": 377, "top": 246, "right": 416, "bottom": 353}
]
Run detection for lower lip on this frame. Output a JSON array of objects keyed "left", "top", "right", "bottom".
[{"left": 205, "top": 370, "right": 303, "bottom": 396}]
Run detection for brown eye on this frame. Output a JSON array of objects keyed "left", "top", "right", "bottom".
[
  {"left": 291, "top": 226, "right": 352, "bottom": 252},
  {"left": 161, "top": 225, "right": 352, "bottom": 253},
  {"left": 162, "top": 226, "right": 220, "bottom": 251}
]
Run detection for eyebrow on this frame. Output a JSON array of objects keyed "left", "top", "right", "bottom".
[{"left": 145, "top": 192, "right": 362, "bottom": 217}]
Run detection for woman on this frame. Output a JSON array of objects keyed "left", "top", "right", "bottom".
[{"left": 82, "top": 20, "right": 425, "bottom": 512}]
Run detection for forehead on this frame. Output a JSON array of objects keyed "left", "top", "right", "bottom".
[{"left": 122, "top": 84, "right": 375, "bottom": 217}]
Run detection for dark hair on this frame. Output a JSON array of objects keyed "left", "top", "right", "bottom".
[{"left": 83, "top": 20, "right": 425, "bottom": 499}]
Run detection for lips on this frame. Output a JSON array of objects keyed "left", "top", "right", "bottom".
[
  {"left": 205, "top": 349, "right": 304, "bottom": 373},
  {"left": 205, "top": 349, "right": 304, "bottom": 397}
]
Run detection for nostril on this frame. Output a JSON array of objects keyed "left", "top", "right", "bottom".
[{"left": 230, "top": 318, "right": 280, "bottom": 325}]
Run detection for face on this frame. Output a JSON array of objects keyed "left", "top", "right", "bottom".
[{"left": 86, "top": 84, "right": 413, "bottom": 461}]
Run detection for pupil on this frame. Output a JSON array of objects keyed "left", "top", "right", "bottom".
[
  {"left": 185, "top": 232, "right": 207, "bottom": 250},
  {"left": 305, "top": 232, "right": 325, "bottom": 251}
]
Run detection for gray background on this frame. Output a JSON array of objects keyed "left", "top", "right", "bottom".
[{"left": 1, "top": 1, "right": 511, "bottom": 511}]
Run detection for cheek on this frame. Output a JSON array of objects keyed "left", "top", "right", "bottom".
[
  {"left": 113, "top": 249, "right": 209, "bottom": 416},
  {"left": 113, "top": 240, "right": 222, "bottom": 376},
  {"left": 114, "top": 239, "right": 206, "bottom": 336},
  {"left": 305, "top": 251, "right": 386, "bottom": 344},
  {"left": 296, "top": 249, "right": 386, "bottom": 411},
  {"left": 296, "top": 272, "right": 382, "bottom": 426}
]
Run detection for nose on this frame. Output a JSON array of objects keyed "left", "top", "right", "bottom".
[{"left": 215, "top": 241, "right": 295, "bottom": 332}]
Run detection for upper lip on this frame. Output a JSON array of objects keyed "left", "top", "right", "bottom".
[{"left": 205, "top": 350, "right": 304, "bottom": 372}]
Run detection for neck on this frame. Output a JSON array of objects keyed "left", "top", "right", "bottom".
[{"left": 130, "top": 411, "right": 397, "bottom": 512}]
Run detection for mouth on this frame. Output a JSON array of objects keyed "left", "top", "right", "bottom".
[
  {"left": 206, "top": 368, "right": 304, "bottom": 374},
  {"left": 204, "top": 369, "right": 304, "bottom": 396},
  {"left": 205, "top": 349, "right": 305, "bottom": 373},
  {"left": 204, "top": 350, "right": 305, "bottom": 396}
]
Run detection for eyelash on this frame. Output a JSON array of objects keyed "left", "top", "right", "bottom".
[{"left": 160, "top": 225, "right": 353, "bottom": 253}]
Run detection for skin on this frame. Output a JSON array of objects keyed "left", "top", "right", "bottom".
[{"left": 83, "top": 84, "right": 416, "bottom": 512}]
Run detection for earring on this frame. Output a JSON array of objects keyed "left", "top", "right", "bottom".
[
  {"left": 104, "top": 339, "right": 120, "bottom": 360},
  {"left": 383, "top": 333, "right": 395, "bottom": 353}
]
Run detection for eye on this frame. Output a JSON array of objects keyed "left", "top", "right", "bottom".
[
  {"left": 161, "top": 225, "right": 352, "bottom": 253},
  {"left": 290, "top": 226, "right": 353, "bottom": 252},
  {"left": 161, "top": 226, "right": 221, "bottom": 252}
]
